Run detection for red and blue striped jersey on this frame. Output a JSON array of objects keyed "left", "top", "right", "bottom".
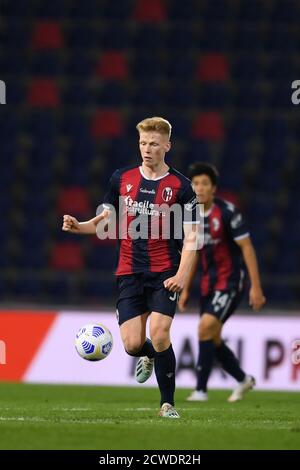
[
  {"left": 200, "top": 198, "right": 249, "bottom": 295},
  {"left": 103, "top": 165, "right": 198, "bottom": 275}
]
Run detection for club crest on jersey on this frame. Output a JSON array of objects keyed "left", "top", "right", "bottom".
[
  {"left": 162, "top": 187, "right": 173, "bottom": 202},
  {"left": 126, "top": 184, "right": 133, "bottom": 192},
  {"left": 212, "top": 217, "right": 220, "bottom": 231}
]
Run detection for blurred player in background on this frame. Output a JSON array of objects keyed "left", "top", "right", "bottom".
[
  {"left": 62, "top": 117, "right": 200, "bottom": 418},
  {"left": 178, "top": 162, "right": 266, "bottom": 402}
]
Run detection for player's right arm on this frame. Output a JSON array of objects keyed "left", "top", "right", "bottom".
[{"left": 62, "top": 210, "right": 110, "bottom": 235}]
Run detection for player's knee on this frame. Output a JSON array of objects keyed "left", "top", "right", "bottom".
[
  {"left": 123, "top": 338, "right": 143, "bottom": 356},
  {"left": 150, "top": 328, "right": 169, "bottom": 350},
  {"left": 199, "top": 322, "right": 215, "bottom": 340}
]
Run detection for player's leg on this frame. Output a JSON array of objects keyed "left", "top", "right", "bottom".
[
  {"left": 212, "top": 294, "right": 255, "bottom": 402},
  {"left": 187, "top": 313, "right": 221, "bottom": 401},
  {"left": 116, "top": 273, "right": 156, "bottom": 382},
  {"left": 119, "top": 311, "right": 156, "bottom": 383},
  {"left": 149, "top": 312, "right": 179, "bottom": 418},
  {"left": 120, "top": 312, "right": 149, "bottom": 355}
]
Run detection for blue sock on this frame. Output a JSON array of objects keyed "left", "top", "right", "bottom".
[
  {"left": 196, "top": 340, "right": 215, "bottom": 392},
  {"left": 126, "top": 338, "right": 155, "bottom": 358},
  {"left": 215, "top": 341, "right": 246, "bottom": 382},
  {"left": 154, "top": 344, "right": 176, "bottom": 407}
]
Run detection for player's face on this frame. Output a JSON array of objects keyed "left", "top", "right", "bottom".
[
  {"left": 139, "top": 132, "right": 171, "bottom": 168},
  {"left": 192, "top": 174, "right": 216, "bottom": 204}
]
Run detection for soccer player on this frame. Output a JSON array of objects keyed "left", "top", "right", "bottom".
[
  {"left": 62, "top": 117, "right": 200, "bottom": 418},
  {"left": 178, "top": 162, "right": 266, "bottom": 402}
]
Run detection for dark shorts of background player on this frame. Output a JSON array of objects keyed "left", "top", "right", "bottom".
[
  {"left": 200, "top": 288, "right": 245, "bottom": 324},
  {"left": 116, "top": 269, "right": 178, "bottom": 326}
]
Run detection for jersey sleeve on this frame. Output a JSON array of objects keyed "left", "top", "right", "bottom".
[
  {"left": 103, "top": 169, "right": 120, "bottom": 210},
  {"left": 225, "top": 205, "right": 250, "bottom": 240},
  {"left": 178, "top": 183, "right": 200, "bottom": 224}
]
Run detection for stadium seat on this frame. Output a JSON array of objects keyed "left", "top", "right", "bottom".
[
  {"left": 27, "top": 79, "right": 60, "bottom": 107},
  {"left": 196, "top": 54, "right": 229, "bottom": 82},
  {"left": 50, "top": 242, "right": 84, "bottom": 271},
  {"left": 95, "top": 51, "right": 129, "bottom": 80},
  {"left": 102, "top": 0, "right": 133, "bottom": 20},
  {"left": 202, "top": 0, "right": 231, "bottom": 20},
  {"left": 168, "top": 1, "right": 197, "bottom": 20},
  {"left": 31, "top": 21, "right": 64, "bottom": 49},
  {"left": 192, "top": 112, "right": 224, "bottom": 141},
  {"left": 90, "top": 110, "right": 124, "bottom": 139},
  {"left": 133, "top": 0, "right": 167, "bottom": 23},
  {"left": 97, "top": 83, "right": 128, "bottom": 107},
  {"left": 56, "top": 187, "right": 91, "bottom": 217},
  {"left": 31, "top": 52, "right": 63, "bottom": 76},
  {"left": 165, "top": 26, "right": 196, "bottom": 51}
]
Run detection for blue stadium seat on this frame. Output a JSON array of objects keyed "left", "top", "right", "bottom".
[
  {"left": 238, "top": 0, "right": 268, "bottom": 21},
  {"left": 102, "top": 0, "right": 133, "bottom": 19},
  {"left": 168, "top": 1, "right": 197, "bottom": 20},
  {"left": 233, "top": 26, "right": 262, "bottom": 51},
  {"left": 265, "top": 27, "right": 296, "bottom": 52},
  {"left": 202, "top": 0, "right": 232, "bottom": 20},
  {"left": 64, "top": 80, "right": 94, "bottom": 106},
  {"left": 67, "top": 24, "right": 97, "bottom": 48},
  {"left": 132, "top": 26, "right": 165, "bottom": 51},
  {"left": 235, "top": 82, "right": 265, "bottom": 109},
  {"left": 271, "top": 0, "right": 299, "bottom": 23},
  {"left": 67, "top": 51, "right": 93, "bottom": 78},
  {"left": 166, "top": 26, "right": 196, "bottom": 51},
  {"left": 233, "top": 55, "right": 262, "bottom": 81},
  {"left": 31, "top": 52, "right": 63, "bottom": 76},
  {"left": 164, "top": 84, "right": 195, "bottom": 107},
  {"left": 35, "top": 0, "right": 65, "bottom": 18},
  {"left": 99, "top": 24, "right": 132, "bottom": 49},
  {"left": 97, "top": 83, "right": 128, "bottom": 107},
  {"left": 199, "top": 24, "right": 231, "bottom": 51},
  {"left": 198, "top": 83, "right": 230, "bottom": 109},
  {"left": 68, "top": 1, "right": 99, "bottom": 19},
  {"left": 86, "top": 245, "right": 116, "bottom": 271}
]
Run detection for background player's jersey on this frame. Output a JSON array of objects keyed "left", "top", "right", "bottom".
[
  {"left": 103, "top": 165, "right": 198, "bottom": 275},
  {"left": 200, "top": 198, "right": 249, "bottom": 295}
]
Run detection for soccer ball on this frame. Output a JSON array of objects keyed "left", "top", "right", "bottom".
[{"left": 75, "top": 323, "right": 113, "bottom": 361}]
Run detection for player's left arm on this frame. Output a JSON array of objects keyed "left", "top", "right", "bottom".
[
  {"left": 235, "top": 236, "right": 266, "bottom": 311},
  {"left": 164, "top": 223, "right": 200, "bottom": 293}
]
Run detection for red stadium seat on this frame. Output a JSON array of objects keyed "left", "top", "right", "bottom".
[
  {"left": 27, "top": 79, "right": 60, "bottom": 107},
  {"left": 31, "top": 21, "right": 64, "bottom": 50},
  {"left": 95, "top": 51, "right": 129, "bottom": 80},
  {"left": 90, "top": 110, "right": 124, "bottom": 138},
  {"left": 196, "top": 54, "right": 229, "bottom": 81},
  {"left": 192, "top": 112, "right": 224, "bottom": 141},
  {"left": 57, "top": 187, "right": 91, "bottom": 217},
  {"left": 133, "top": 0, "right": 167, "bottom": 22},
  {"left": 50, "top": 242, "right": 84, "bottom": 271}
]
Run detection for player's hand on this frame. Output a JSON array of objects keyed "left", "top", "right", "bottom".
[
  {"left": 164, "top": 275, "right": 185, "bottom": 293},
  {"left": 62, "top": 215, "right": 81, "bottom": 233},
  {"left": 178, "top": 290, "right": 190, "bottom": 312},
  {"left": 249, "top": 286, "right": 266, "bottom": 311}
]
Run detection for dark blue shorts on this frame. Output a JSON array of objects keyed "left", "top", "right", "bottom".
[
  {"left": 116, "top": 270, "right": 178, "bottom": 326},
  {"left": 200, "top": 289, "right": 245, "bottom": 324}
]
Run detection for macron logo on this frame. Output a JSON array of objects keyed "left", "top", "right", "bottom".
[{"left": 126, "top": 184, "right": 133, "bottom": 192}]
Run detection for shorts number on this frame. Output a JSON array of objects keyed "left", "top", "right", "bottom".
[{"left": 212, "top": 291, "right": 229, "bottom": 312}]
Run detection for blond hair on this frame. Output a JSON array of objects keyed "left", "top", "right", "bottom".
[{"left": 136, "top": 116, "right": 172, "bottom": 139}]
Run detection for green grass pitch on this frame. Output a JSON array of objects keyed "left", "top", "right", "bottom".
[{"left": 0, "top": 383, "right": 299, "bottom": 450}]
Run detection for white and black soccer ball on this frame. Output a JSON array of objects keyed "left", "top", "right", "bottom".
[{"left": 75, "top": 323, "right": 113, "bottom": 361}]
